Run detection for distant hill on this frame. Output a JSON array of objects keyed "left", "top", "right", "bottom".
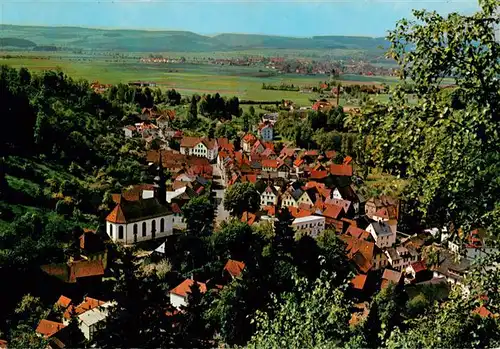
[{"left": 0, "top": 24, "right": 389, "bottom": 54}]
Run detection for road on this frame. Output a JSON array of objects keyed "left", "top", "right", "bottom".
[{"left": 212, "top": 164, "right": 231, "bottom": 225}]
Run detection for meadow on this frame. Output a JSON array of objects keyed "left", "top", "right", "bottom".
[{"left": 1, "top": 52, "right": 399, "bottom": 106}]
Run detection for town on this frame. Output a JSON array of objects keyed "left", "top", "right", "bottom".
[{"left": 0, "top": 0, "right": 499, "bottom": 348}]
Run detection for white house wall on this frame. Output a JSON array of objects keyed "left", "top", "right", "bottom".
[
  {"left": 106, "top": 215, "right": 174, "bottom": 244},
  {"left": 170, "top": 293, "right": 187, "bottom": 309}
]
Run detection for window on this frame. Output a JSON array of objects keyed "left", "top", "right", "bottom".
[
  {"left": 133, "top": 224, "right": 138, "bottom": 236},
  {"left": 118, "top": 226, "right": 124, "bottom": 239},
  {"left": 142, "top": 222, "right": 147, "bottom": 237},
  {"left": 152, "top": 220, "right": 156, "bottom": 233},
  {"left": 160, "top": 218, "right": 165, "bottom": 232},
  {"left": 109, "top": 224, "right": 113, "bottom": 237}
]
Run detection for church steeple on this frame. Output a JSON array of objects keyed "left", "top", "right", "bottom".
[{"left": 154, "top": 150, "right": 167, "bottom": 205}]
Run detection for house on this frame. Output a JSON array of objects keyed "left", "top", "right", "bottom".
[
  {"left": 260, "top": 185, "right": 279, "bottom": 208},
  {"left": 381, "top": 269, "right": 403, "bottom": 289},
  {"left": 367, "top": 221, "right": 395, "bottom": 248},
  {"left": 171, "top": 203, "right": 187, "bottom": 230},
  {"left": 77, "top": 301, "right": 115, "bottom": 341},
  {"left": 106, "top": 197, "right": 174, "bottom": 244},
  {"left": 156, "top": 114, "right": 171, "bottom": 129},
  {"left": 123, "top": 125, "right": 136, "bottom": 138},
  {"left": 217, "top": 137, "right": 234, "bottom": 152},
  {"left": 385, "top": 246, "right": 419, "bottom": 271},
  {"left": 340, "top": 234, "right": 388, "bottom": 272},
  {"left": 365, "top": 196, "right": 399, "bottom": 225},
  {"left": 180, "top": 137, "right": 218, "bottom": 162},
  {"left": 312, "top": 100, "right": 332, "bottom": 111},
  {"left": 346, "top": 226, "right": 372, "bottom": 241},
  {"left": 261, "top": 159, "right": 290, "bottom": 179},
  {"left": 262, "top": 112, "right": 279, "bottom": 124},
  {"left": 329, "top": 164, "right": 353, "bottom": 177},
  {"left": 280, "top": 188, "right": 302, "bottom": 208},
  {"left": 431, "top": 249, "right": 470, "bottom": 286},
  {"left": 40, "top": 259, "right": 105, "bottom": 284},
  {"left": 36, "top": 319, "right": 66, "bottom": 338},
  {"left": 406, "top": 261, "right": 430, "bottom": 283},
  {"left": 61, "top": 297, "right": 115, "bottom": 341},
  {"left": 242, "top": 133, "right": 257, "bottom": 153},
  {"left": 169, "top": 279, "right": 208, "bottom": 309},
  {"left": 135, "top": 122, "right": 160, "bottom": 138},
  {"left": 258, "top": 122, "right": 274, "bottom": 141},
  {"left": 223, "top": 259, "right": 246, "bottom": 280},
  {"left": 292, "top": 215, "right": 325, "bottom": 238}
]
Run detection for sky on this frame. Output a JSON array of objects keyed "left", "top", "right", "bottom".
[{"left": 0, "top": 0, "right": 480, "bottom": 37}]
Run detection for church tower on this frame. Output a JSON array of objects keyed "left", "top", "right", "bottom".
[{"left": 154, "top": 150, "right": 167, "bottom": 205}]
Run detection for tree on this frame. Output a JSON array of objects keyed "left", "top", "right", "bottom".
[
  {"left": 223, "top": 183, "right": 260, "bottom": 217},
  {"left": 183, "top": 195, "right": 214, "bottom": 236},
  {"left": 249, "top": 105, "right": 255, "bottom": 116},
  {"left": 187, "top": 95, "right": 198, "bottom": 126},
  {"left": 211, "top": 218, "right": 256, "bottom": 261},
  {"left": 362, "top": 282, "right": 406, "bottom": 347},
  {"left": 347, "top": 0, "right": 500, "bottom": 235},
  {"left": 248, "top": 271, "right": 352, "bottom": 349}
]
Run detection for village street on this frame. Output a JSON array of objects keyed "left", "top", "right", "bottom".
[{"left": 212, "top": 164, "right": 231, "bottom": 224}]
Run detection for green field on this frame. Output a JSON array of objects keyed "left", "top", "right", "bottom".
[{"left": 1, "top": 53, "right": 400, "bottom": 107}]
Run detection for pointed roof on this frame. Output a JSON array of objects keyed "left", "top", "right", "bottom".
[
  {"left": 223, "top": 259, "right": 246, "bottom": 278},
  {"left": 106, "top": 204, "right": 127, "bottom": 224},
  {"left": 56, "top": 296, "right": 72, "bottom": 309},
  {"left": 329, "top": 164, "right": 353, "bottom": 176},
  {"left": 106, "top": 197, "right": 171, "bottom": 224},
  {"left": 36, "top": 320, "right": 66, "bottom": 338},
  {"left": 170, "top": 279, "right": 207, "bottom": 297}
]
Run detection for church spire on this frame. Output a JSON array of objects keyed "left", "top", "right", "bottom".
[{"left": 154, "top": 150, "right": 167, "bottom": 205}]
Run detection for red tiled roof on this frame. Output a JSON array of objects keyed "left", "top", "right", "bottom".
[
  {"left": 346, "top": 226, "right": 371, "bottom": 240},
  {"left": 36, "top": 320, "right": 65, "bottom": 338},
  {"left": 56, "top": 295, "right": 72, "bottom": 309},
  {"left": 325, "top": 150, "right": 337, "bottom": 159},
  {"left": 63, "top": 297, "right": 107, "bottom": 320},
  {"left": 330, "top": 164, "right": 353, "bottom": 176},
  {"left": 180, "top": 136, "right": 203, "bottom": 148},
  {"left": 69, "top": 260, "right": 105, "bottom": 282},
  {"left": 343, "top": 156, "right": 353, "bottom": 165},
  {"left": 242, "top": 133, "right": 257, "bottom": 144},
  {"left": 241, "top": 211, "right": 257, "bottom": 226},
  {"left": 217, "top": 138, "right": 234, "bottom": 152},
  {"left": 410, "top": 261, "right": 427, "bottom": 273},
  {"left": 310, "top": 170, "right": 328, "bottom": 179},
  {"left": 322, "top": 204, "right": 343, "bottom": 220},
  {"left": 170, "top": 279, "right": 207, "bottom": 297},
  {"left": 339, "top": 235, "right": 375, "bottom": 273},
  {"left": 124, "top": 125, "right": 136, "bottom": 131},
  {"left": 0, "top": 339, "right": 6, "bottom": 349},
  {"left": 106, "top": 204, "right": 127, "bottom": 224},
  {"left": 171, "top": 203, "right": 182, "bottom": 214},
  {"left": 263, "top": 205, "right": 276, "bottom": 216},
  {"left": 261, "top": 159, "right": 279, "bottom": 168},
  {"left": 294, "top": 159, "right": 305, "bottom": 167},
  {"left": 241, "top": 174, "right": 257, "bottom": 184},
  {"left": 224, "top": 259, "right": 246, "bottom": 278},
  {"left": 350, "top": 274, "right": 368, "bottom": 290},
  {"left": 474, "top": 306, "right": 493, "bottom": 318},
  {"left": 381, "top": 269, "right": 402, "bottom": 289},
  {"left": 304, "top": 150, "right": 319, "bottom": 157}
]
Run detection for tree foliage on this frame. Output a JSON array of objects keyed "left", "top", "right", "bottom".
[
  {"left": 223, "top": 182, "right": 260, "bottom": 217},
  {"left": 347, "top": 0, "right": 500, "bottom": 235}
]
